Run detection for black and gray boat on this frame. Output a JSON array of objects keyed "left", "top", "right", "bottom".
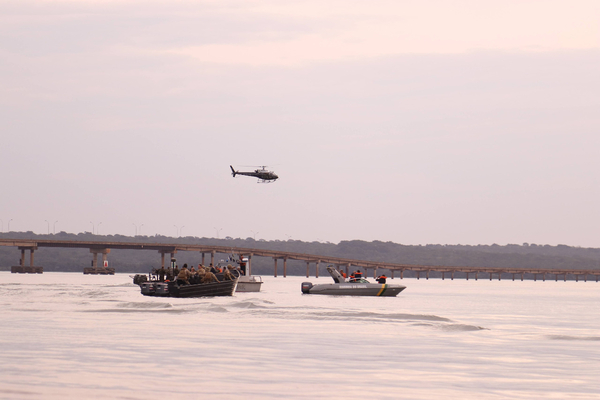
[
  {"left": 138, "top": 279, "right": 238, "bottom": 297},
  {"left": 302, "top": 266, "right": 406, "bottom": 297},
  {"left": 133, "top": 258, "right": 239, "bottom": 298},
  {"left": 133, "top": 268, "right": 239, "bottom": 297}
]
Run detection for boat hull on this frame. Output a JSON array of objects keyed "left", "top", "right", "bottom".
[
  {"left": 140, "top": 279, "right": 238, "bottom": 297},
  {"left": 304, "top": 283, "right": 405, "bottom": 297},
  {"left": 236, "top": 276, "right": 263, "bottom": 292}
]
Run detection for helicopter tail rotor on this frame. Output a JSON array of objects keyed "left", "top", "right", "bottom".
[{"left": 230, "top": 165, "right": 237, "bottom": 177}]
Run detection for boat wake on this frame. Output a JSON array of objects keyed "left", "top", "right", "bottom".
[
  {"left": 81, "top": 301, "right": 195, "bottom": 314},
  {"left": 547, "top": 335, "right": 600, "bottom": 341}
]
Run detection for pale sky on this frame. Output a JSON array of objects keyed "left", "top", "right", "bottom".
[{"left": 1, "top": 0, "right": 599, "bottom": 246}]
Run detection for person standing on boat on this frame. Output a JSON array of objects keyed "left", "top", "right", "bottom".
[
  {"left": 376, "top": 275, "right": 387, "bottom": 284},
  {"left": 158, "top": 266, "right": 166, "bottom": 282}
]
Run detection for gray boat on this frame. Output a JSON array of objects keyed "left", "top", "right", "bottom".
[{"left": 301, "top": 266, "right": 406, "bottom": 297}]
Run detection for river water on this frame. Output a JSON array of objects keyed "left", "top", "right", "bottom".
[{"left": 1, "top": 272, "right": 599, "bottom": 399}]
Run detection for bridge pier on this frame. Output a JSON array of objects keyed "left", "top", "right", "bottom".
[
  {"left": 306, "top": 261, "right": 310, "bottom": 278},
  {"left": 84, "top": 248, "right": 113, "bottom": 274},
  {"left": 316, "top": 261, "right": 320, "bottom": 278},
  {"left": 90, "top": 248, "right": 111, "bottom": 268},
  {"left": 416, "top": 271, "right": 420, "bottom": 280},
  {"left": 451, "top": 271, "right": 454, "bottom": 280},
  {"left": 442, "top": 271, "right": 445, "bottom": 280},
  {"left": 466, "top": 272, "right": 469, "bottom": 280},
  {"left": 210, "top": 251, "right": 215, "bottom": 267},
  {"left": 273, "top": 258, "right": 278, "bottom": 277},
  {"left": 283, "top": 258, "right": 287, "bottom": 278},
  {"left": 12, "top": 246, "right": 42, "bottom": 273},
  {"left": 159, "top": 249, "right": 176, "bottom": 269},
  {"left": 426, "top": 270, "right": 429, "bottom": 280}
]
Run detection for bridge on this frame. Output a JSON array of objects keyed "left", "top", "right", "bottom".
[{"left": 1, "top": 238, "right": 599, "bottom": 282}]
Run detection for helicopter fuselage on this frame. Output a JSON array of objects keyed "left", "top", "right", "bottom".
[{"left": 230, "top": 166, "right": 278, "bottom": 182}]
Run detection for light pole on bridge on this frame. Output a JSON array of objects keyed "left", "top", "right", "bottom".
[
  {"left": 90, "top": 221, "right": 101, "bottom": 235},
  {"left": 45, "top": 220, "right": 50, "bottom": 234},
  {"left": 53, "top": 221, "right": 58, "bottom": 234},
  {"left": 214, "top": 227, "right": 222, "bottom": 239},
  {"left": 251, "top": 230, "right": 259, "bottom": 240},
  {"left": 8, "top": 219, "right": 13, "bottom": 232},
  {"left": 174, "top": 225, "right": 185, "bottom": 238},
  {"left": 133, "top": 223, "right": 144, "bottom": 236}
]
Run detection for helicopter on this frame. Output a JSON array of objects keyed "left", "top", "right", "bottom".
[{"left": 230, "top": 165, "right": 279, "bottom": 183}]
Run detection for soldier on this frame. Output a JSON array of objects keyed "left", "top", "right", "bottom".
[
  {"left": 158, "top": 265, "right": 166, "bottom": 282},
  {"left": 223, "top": 265, "right": 235, "bottom": 281},
  {"left": 202, "top": 269, "right": 220, "bottom": 283},
  {"left": 177, "top": 265, "right": 190, "bottom": 285}
]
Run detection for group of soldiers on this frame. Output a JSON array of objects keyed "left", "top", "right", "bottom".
[{"left": 153, "top": 263, "right": 239, "bottom": 285}]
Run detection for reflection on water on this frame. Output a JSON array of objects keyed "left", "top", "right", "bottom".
[{"left": 1, "top": 272, "right": 599, "bottom": 399}]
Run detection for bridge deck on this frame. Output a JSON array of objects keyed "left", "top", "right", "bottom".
[{"left": 1, "top": 239, "right": 599, "bottom": 280}]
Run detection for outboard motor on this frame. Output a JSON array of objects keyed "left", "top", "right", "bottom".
[
  {"left": 133, "top": 274, "right": 148, "bottom": 285},
  {"left": 154, "top": 282, "right": 169, "bottom": 296},
  {"left": 140, "top": 282, "right": 156, "bottom": 295},
  {"left": 301, "top": 282, "right": 313, "bottom": 294}
]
